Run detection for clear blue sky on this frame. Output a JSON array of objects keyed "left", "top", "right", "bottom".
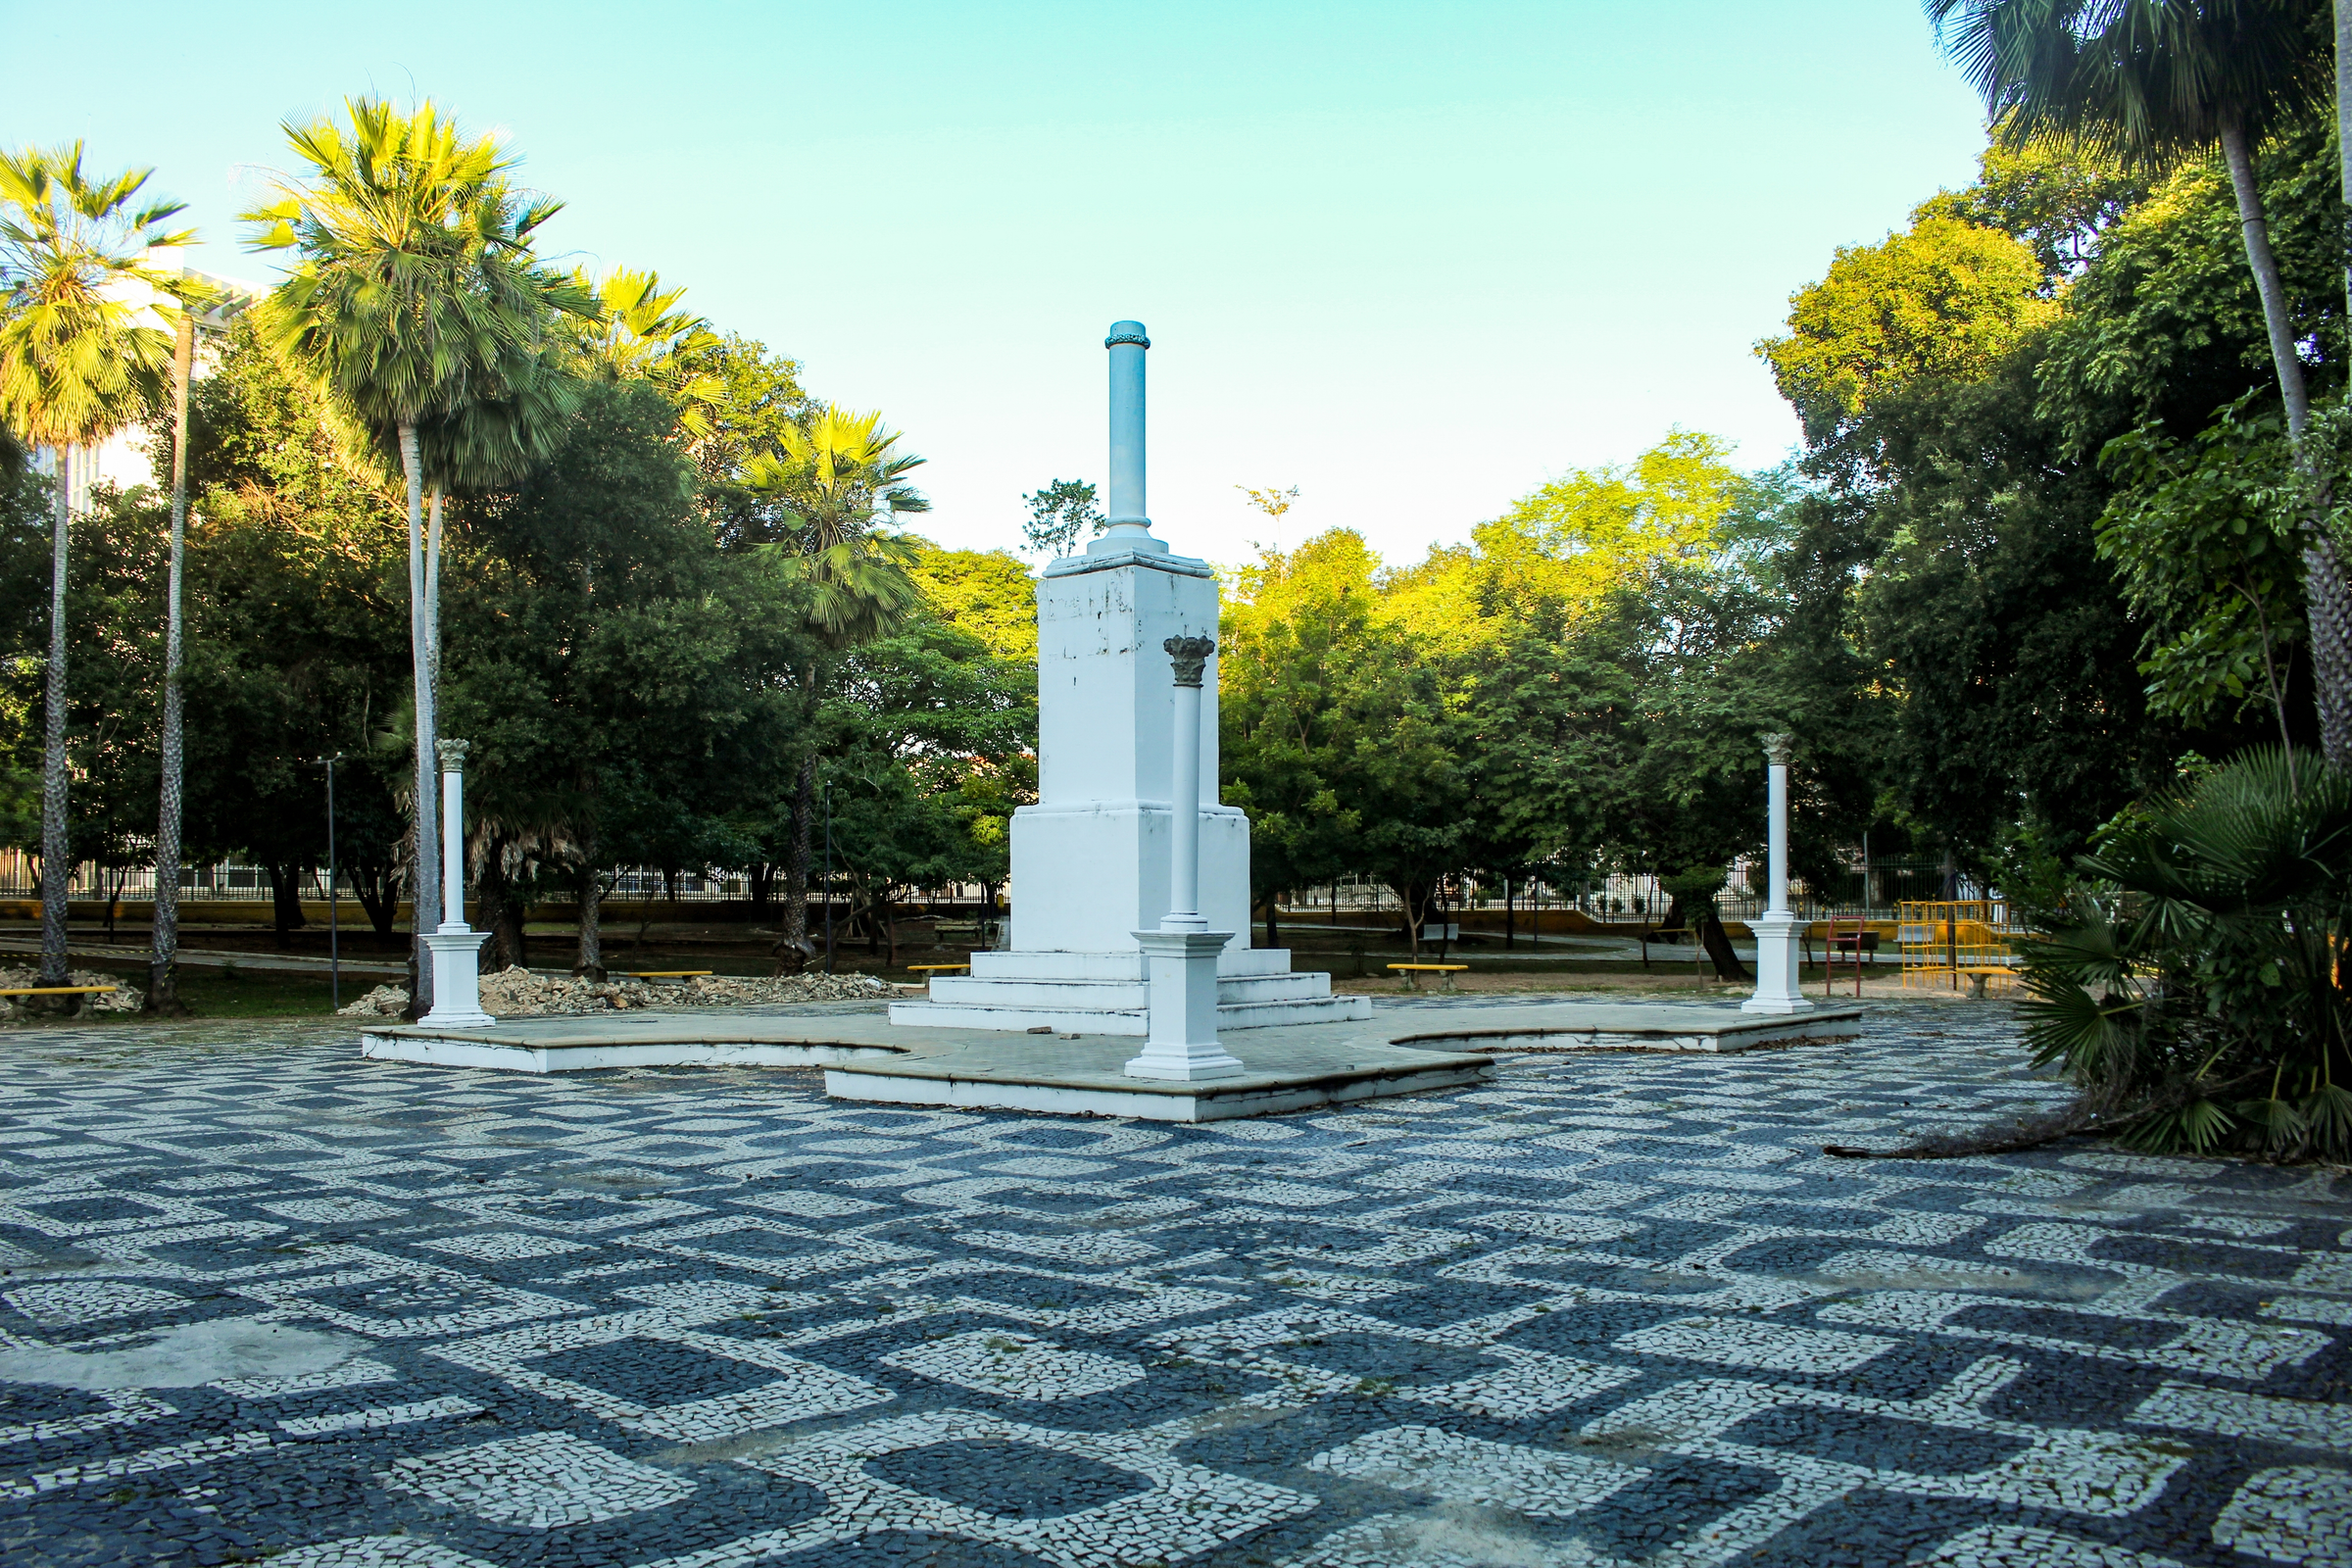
[{"left": 3, "top": 0, "right": 1988, "bottom": 565}]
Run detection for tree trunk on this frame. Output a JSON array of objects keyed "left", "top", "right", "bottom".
[
  {"left": 576, "top": 864, "right": 605, "bottom": 980},
  {"left": 575, "top": 814, "right": 605, "bottom": 979},
  {"left": 267, "top": 863, "right": 307, "bottom": 948},
  {"left": 148, "top": 313, "right": 193, "bottom": 1015},
  {"left": 401, "top": 423, "right": 439, "bottom": 1016},
  {"left": 1504, "top": 877, "right": 1514, "bottom": 949},
  {"left": 486, "top": 859, "right": 526, "bottom": 974},
  {"left": 1264, "top": 893, "right": 1280, "bottom": 951},
  {"left": 1699, "top": 906, "right": 1751, "bottom": 982},
  {"left": 2338, "top": 0, "right": 2352, "bottom": 323},
  {"left": 779, "top": 749, "right": 818, "bottom": 959},
  {"left": 352, "top": 861, "right": 398, "bottom": 944},
  {"left": 2332, "top": 0, "right": 2352, "bottom": 328},
  {"left": 38, "top": 445, "right": 72, "bottom": 988},
  {"left": 2220, "top": 117, "right": 2352, "bottom": 769}
]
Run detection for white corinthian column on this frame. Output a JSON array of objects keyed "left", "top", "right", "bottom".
[
  {"left": 421, "top": 739, "right": 494, "bottom": 1029},
  {"left": 1126, "top": 635, "right": 1246, "bottom": 1080},
  {"left": 1742, "top": 732, "right": 1814, "bottom": 1015}
]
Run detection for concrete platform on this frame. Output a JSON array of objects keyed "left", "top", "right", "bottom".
[
  {"left": 1387, "top": 1000, "right": 1866, "bottom": 1054},
  {"left": 357, "top": 997, "right": 1864, "bottom": 1121}
]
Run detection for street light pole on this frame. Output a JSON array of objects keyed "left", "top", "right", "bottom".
[
  {"left": 822, "top": 784, "right": 835, "bottom": 975},
  {"left": 312, "top": 754, "right": 343, "bottom": 1010}
]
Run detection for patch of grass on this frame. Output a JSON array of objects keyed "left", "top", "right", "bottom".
[{"left": 52, "top": 962, "right": 348, "bottom": 1022}]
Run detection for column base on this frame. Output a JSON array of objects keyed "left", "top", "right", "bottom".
[
  {"left": 421, "top": 927, "right": 495, "bottom": 1030},
  {"left": 1125, "top": 929, "right": 1245, "bottom": 1080},
  {"left": 1741, "top": 910, "right": 1815, "bottom": 1015}
]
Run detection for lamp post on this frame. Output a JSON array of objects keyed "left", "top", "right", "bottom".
[
  {"left": 312, "top": 754, "right": 343, "bottom": 1010},
  {"left": 1126, "top": 635, "right": 1245, "bottom": 1081},
  {"left": 822, "top": 783, "right": 835, "bottom": 975},
  {"left": 419, "top": 739, "right": 493, "bottom": 1028},
  {"left": 1742, "top": 732, "right": 1814, "bottom": 1015}
]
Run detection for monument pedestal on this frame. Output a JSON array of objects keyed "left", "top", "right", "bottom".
[
  {"left": 1124, "top": 929, "right": 1246, "bottom": 1079},
  {"left": 1740, "top": 910, "right": 1813, "bottom": 1015},
  {"left": 422, "top": 928, "right": 495, "bottom": 1029}
]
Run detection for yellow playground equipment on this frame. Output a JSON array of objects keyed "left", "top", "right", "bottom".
[{"left": 1898, "top": 900, "right": 2026, "bottom": 996}]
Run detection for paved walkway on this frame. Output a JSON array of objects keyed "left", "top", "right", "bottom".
[{"left": 0, "top": 1002, "right": 2343, "bottom": 1567}]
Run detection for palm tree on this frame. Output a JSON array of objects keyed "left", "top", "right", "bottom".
[
  {"left": 2338, "top": 1, "right": 2352, "bottom": 319},
  {"left": 573, "top": 266, "right": 724, "bottom": 438},
  {"left": 411, "top": 346, "right": 582, "bottom": 706},
  {"left": 145, "top": 275, "right": 219, "bottom": 1015},
  {"left": 1923, "top": 0, "right": 2352, "bottom": 762},
  {"left": 744, "top": 410, "right": 930, "bottom": 961},
  {"left": 244, "top": 97, "right": 590, "bottom": 1010},
  {"left": 0, "top": 145, "right": 190, "bottom": 988}
]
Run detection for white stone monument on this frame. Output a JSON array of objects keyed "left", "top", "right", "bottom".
[
  {"left": 1742, "top": 732, "right": 1813, "bottom": 1016},
  {"left": 890, "top": 321, "right": 1369, "bottom": 1035},
  {"left": 420, "top": 739, "right": 494, "bottom": 1030}
]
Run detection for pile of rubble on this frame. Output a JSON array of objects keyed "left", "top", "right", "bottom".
[
  {"left": 0, "top": 965, "right": 143, "bottom": 1018},
  {"left": 335, "top": 985, "right": 412, "bottom": 1018},
  {"left": 335, "top": 966, "right": 893, "bottom": 1019}
]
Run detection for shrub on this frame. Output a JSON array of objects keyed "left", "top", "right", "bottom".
[{"left": 2020, "top": 748, "right": 2352, "bottom": 1160}]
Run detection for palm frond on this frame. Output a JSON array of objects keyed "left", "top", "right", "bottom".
[
  {"left": 0, "top": 142, "right": 190, "bottom": 449},
  {"left": 2122, "top": 1095, "right": 2235, "bottom": 1153}
]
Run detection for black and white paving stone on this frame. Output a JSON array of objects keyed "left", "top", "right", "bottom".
[{"left": 0, "top": 1001, "right": 2345, "bottom": 1567}]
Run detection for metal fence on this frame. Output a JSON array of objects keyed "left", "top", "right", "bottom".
[
  {"left": 0, "top": 852, "right": 1002, "bottom": 909},
  {"left": 1272, "top": 858, "right": 1985, "bottom": 925}
]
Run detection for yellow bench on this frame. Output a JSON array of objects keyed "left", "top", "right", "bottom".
[
  {"left": 611, "top": 969, "right": 711, "bottom": 982},
  {"left": 1388, "top": 963, "right": 1469, "bottom": 992},
  {"left": 0, "top": 984, "right": 118, "bottom": 1013},
  {"left": 908, "top": 964, "right": 969, "bottom": 975}
]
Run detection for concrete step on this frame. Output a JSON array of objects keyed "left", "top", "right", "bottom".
[
  {"left": 925, "top": 970, "right": 1336, "bottom": 1011},
  {"left": 968, "top": 947, "right": 1297, "bottom": 981},
  {"left": 889, "top": 1000, "right": 1149, "bottom": 1034},
  {"left": 926, "top": 978, "right": 1149, "bottom": 1009},
  {"left": 888, "top": 991, "right": 1371, "bottom": 1034},
  {"left": 1216, "top": 995, "right": 1374, "bottom": 1027}
]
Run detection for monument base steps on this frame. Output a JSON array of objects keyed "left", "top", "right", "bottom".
[{"left": 358, "top": 998, "right": 1866, "bottom": 1120}]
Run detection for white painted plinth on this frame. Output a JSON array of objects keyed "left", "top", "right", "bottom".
[
  {"left": 421, "top": 928, "right": 495, "bottom": 1029},
  {"left": 1741, "top": 910, "right": 1813, "bottom": 1015},
  {"left": 1125, "top": 929, "right": 1245, "bottom": 1080}
]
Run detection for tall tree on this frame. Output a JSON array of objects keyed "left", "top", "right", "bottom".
[
  {"left": 571, "top": 266, "right": 723, "bottom": 438},
  {"left": 244, "top": 97, "right": 590, "bottom": 1010},
  {"left": 147, "top": 292, "right": 194, "bottom": 1011},
  {"left": 0, "top": 144, "right": 188, "bottom": 987},
  {"left": 1021, "top": 479, "right": 1102, "bottom": 558},
  {"left": 1924, "top": 0, "right": 2351, "bottom": 761},
  {"left": 744, "top": 409, "right": 930, "bottom": 961}
]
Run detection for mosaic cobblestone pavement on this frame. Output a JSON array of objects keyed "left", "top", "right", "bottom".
[{"left": 0, "top": 1001, "right": 2346, "bottom": 1568}]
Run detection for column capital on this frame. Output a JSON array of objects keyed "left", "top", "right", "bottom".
[
  {"left": 435, "top": 738, "right": 470, "bottom": 776},
  {"left": 1760, "top": 732, "right": 1794, "bottom": 767},
  {"left": 1164, "top": 635, "right": 1215, "bottom": 688}
]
